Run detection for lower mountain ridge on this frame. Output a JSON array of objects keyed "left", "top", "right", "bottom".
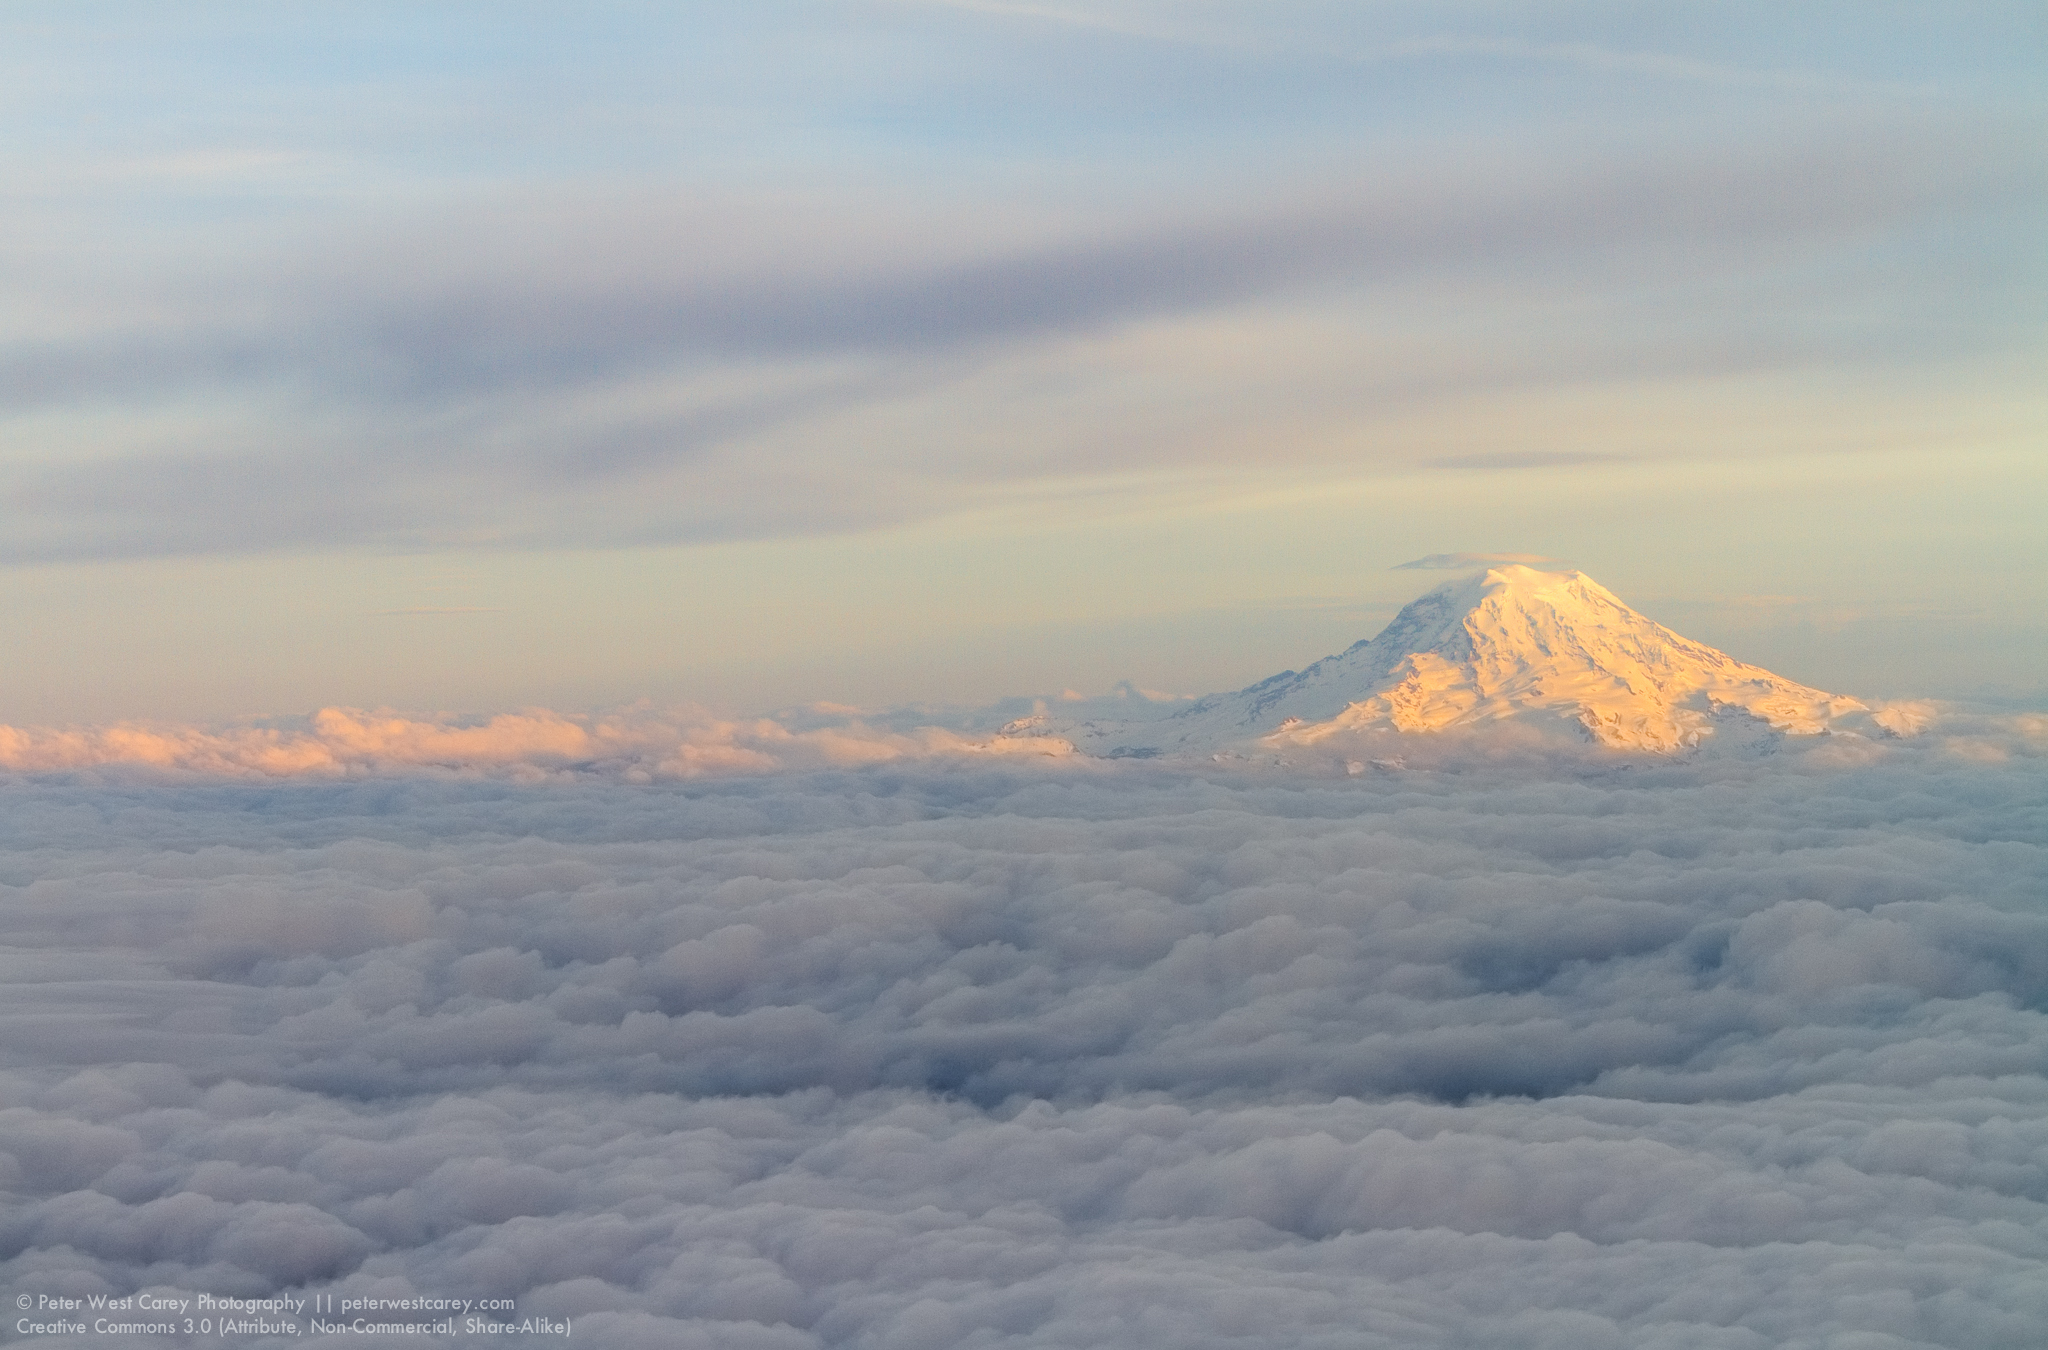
[{"left": 1032, "top": 564, "right": 1898, "bottom": 756}]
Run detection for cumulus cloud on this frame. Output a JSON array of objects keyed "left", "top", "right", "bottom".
[{"left": 1, "top": 738, "right": 2045, "bottom": 1345}]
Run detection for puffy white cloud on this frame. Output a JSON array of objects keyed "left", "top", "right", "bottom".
[{"left": 1, "top": 742, "right": 2044, "bottom": 1345}]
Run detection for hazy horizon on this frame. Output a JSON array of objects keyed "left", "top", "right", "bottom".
[{"left": 6, "top": 554, "right": 2046, "bottom": 740}]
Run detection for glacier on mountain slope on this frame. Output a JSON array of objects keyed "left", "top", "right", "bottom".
[{"left": 1041, "top": 565, "right": 1891, "bottom": 757}]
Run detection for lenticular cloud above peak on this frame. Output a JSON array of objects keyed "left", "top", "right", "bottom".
[{"left": 1392, "top": 552, "right": 1567, "bottom": 570}]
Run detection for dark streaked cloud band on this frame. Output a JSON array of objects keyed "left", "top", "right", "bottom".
[
  {"left": 9, "top": 124, "right": 2032, "bottom": 410},
  {"left": 3, "top": 119, "right": 2040, "bottom": 564}
]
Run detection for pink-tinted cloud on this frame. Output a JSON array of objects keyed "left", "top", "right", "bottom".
[{"left": 0, "top": 706, "right": 1075, "bottom": 779}]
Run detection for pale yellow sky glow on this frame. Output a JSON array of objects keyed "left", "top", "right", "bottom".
[
  {"left": 7, "top": 431, "right": 2041, "bottom": 726},
  {"left": 2, "top": 4, "right": 2043, "bottom": 726}
]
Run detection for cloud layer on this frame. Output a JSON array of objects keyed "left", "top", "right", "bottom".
[
  {"left": 0, "top": 706, "right": 1076, "bottom": 781},
  {"left": 3, "top": 741, "right": 2044, "bottom": 1345},
  {"left": 0, "top": 699, "right": 2037, "bottom": 781}
]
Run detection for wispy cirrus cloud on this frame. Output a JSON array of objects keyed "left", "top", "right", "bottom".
[
  {"left": 10, "top": 124, "right": 2030, "bottom": 411},
  {"left": 3, "top": 118, "right": 2038, "bottom": 565},
  {"left": 903, "top": 1, "right": 1946, "bottom": 98}
]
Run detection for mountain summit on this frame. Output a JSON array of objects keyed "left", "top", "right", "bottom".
[{"left": 1063, "top": 565, "right": 1874, "bottom": 755}]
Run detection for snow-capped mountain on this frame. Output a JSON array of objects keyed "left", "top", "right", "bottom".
[{"left": 1055, "top": 564, "right": 1877, "bottom": 755}]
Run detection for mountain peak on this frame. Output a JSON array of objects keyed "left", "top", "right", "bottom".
[{"left": 1068, "top": 565, "right": 1871, "bottom": 755}]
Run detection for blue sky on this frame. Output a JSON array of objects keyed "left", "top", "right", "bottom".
[{"left": 3, "top": 2, "right": 2044, "bottom": 721}]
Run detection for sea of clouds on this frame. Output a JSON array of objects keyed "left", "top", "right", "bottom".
[{"left": 3, "top": 722, "right": 2045, "bottom": 1347}]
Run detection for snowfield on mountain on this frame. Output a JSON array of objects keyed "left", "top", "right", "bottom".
[{"left": 1050, "top": 565, "right": 1898, "bottom": 758}]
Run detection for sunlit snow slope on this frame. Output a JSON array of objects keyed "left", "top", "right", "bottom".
[{"left": 1067, "top": 565, "right": 1878, "bottom": 755}]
